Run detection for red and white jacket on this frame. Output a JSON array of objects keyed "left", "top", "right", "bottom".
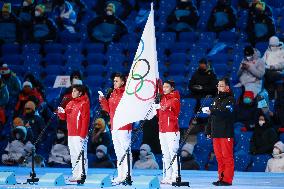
[
  {"left": 158, "top": 90, "right": 181, "bottom": 133},
  {"left": 99, "top": 86, "right": 132, "bottom": 131},
  {"left": 58, "top": 94, "right": 90, "bottom": 138}
]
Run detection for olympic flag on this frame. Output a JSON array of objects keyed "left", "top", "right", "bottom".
[{"left": 113, "top": 3, "right": 159, "bottom": 130}]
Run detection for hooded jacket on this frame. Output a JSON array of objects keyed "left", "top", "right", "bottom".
[
  {"left": 58, "top": 94, "right": 90, "bottom": 138},
  {"left": 181, "top": 153, "right": 200, "bottom": 170},
  {"left": 99, "top": 86, "right": 132, "bottom": 130},
  {"left": 133, "top": 152, "right": 159, "bottom": 170},
  {"left": 158, "top": 90, "right": 181, "bottom": 133},
  {"left": 265, "top": 152, "right": 284, "bottom": 172},
  {"left": 263, "top": 44, "right": 284, "bottom": 71}
]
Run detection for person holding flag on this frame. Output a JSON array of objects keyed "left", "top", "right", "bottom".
[
  {"left": 99, "top": 73, "right": 132, "bottom": 184},
  {"left": 157, "top": 80, "right": 181, "bottom": 184}
]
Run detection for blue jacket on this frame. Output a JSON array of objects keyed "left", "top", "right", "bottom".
[
  {"left": 0, "top": 82, "right": 9, "bottom": 107},
  {"left": 2, "top": 73, "right": 21, "bottom": 97}
]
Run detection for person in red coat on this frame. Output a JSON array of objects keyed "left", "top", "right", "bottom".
[
  {"left": 57, "top": 84, "right": 90, "bottom": 182},
  {"left": 99, "top": 73, "right": 132, "bottom": 184},
  {"left": 157, "top": 80, "right": 181, "bottom": 184}
]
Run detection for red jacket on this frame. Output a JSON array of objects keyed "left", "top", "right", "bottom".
[
  {"left": 158, "top": 90, "right": 181, "bottom": 133},
  {"left": 58, "top": 94, "right": 90, "bottom": 138},
  {"left": 99, "top": 87, "right": 132, "bottom": 131},
  {"left": 15, "top": 89, "right": 44, "bottom": 112}
]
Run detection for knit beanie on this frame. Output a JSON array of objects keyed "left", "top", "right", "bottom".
[
  {"left": 244, "top": 91, "right": 254, "bottom": 101},
  {"left": 140, "top": 144, "right": 152, "bottom": 153},
  {"left": 274, "top": 141, "right": 284, "bottom": 153},
  {"left": 96, "top": 145, "right": 107, "bottom": 154},
  {"left": 23, "top": 81, "right": 33, "bottom": 88},
  {"left": 0, "top": 64, "right": 11, "bottom": 75}
]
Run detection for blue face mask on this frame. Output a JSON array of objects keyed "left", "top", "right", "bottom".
[{"left": 243, "top": 97, "right": 252, "bottom": 104}]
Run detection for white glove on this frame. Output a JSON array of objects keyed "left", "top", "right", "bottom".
[
  {"left": 98, "top": 91, "right": 104, "bottom": 97},
  {"left": 152, "top": 104, "right": 161, "bottom": 110},
  {"left": 57, "top": 107, "right": 65, "bottom": 113},
  {"left": 202, "top": 107, "right": 210, "bottom": 114}
]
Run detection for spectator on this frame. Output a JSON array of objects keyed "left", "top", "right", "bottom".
[
  {"left": 0, "top": 76, "right": 9, "bottom": 126},
  {"left": 250, "top": 112, "right": 278, "bottom": 155},
  {"left": 237, "top": 46, "right": 265, "bottom": 97},
  {"left": 248, "top": 0, "right": 272, "bottom": 17},
  {"left": 68, "top": 0, "right": 87, "bottom": 22},
  {"left": 94, "top": 0, "right": 132, "bottom": 20},
  {"left": 180, "top": 143, "right": 200, "bottom": 170},
  {"left": 235, "top": 91, "right": 258, "bottom": 131},
  {"left": 92, "top": 144, "right": 115, "bottom": 168},
  {"left": 266, "top": 141, "right": 284, "bottom": 172},
  {"left": 87, "top": 3, "right": 127, "bottom": 43},
  {"left": 263, "top": 36, "right": 284, "bottom": 99},
  {"left": 189, "top": 58, "right": 217, "bottom": 100},
  {"left": 0, "top": 3, "right": 21, "bottom": 44},
  {"left": 133, "top": 144, "right": 159, "bottom": 170},
  {"left": 0, "top": 64, "right": 21, "bottom": 100},
  {"left": 22, "top": 101, "right": 45, "bottom": 142},
  {"left": 48, "top": 127, "right": 71, "bottom": 167},
  {"left": 1, "top": 126, "right": 34, "bottom": 166},
  {"left": 24, "top": 73, "right": 45, "bottom": 100},
  {"left": 53, "top": 0, "right": 77, "bottom": 33},
  {"left": 18, "top": 0, "right": 35, "bottom": 42},
  {"left": 207, "top": 0, "right": 236, "bottom": 33},
  {"left": 15, "top": 81, "right": 44, "bottom": 116},
  {"left": 32, "top": 4, "right": 57, "bottom": 42},
  {"left": 167, "top": 0, "right": 199, "bottom": 32},
  {"left": 89, "top": 118, "right": 112, "bottom": 154},
  {"left": 246, "top": 0, "right": 275, "bottom": 45}
]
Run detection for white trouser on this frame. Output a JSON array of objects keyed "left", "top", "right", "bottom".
[
  {"left": 111, "top": 130, "right": 132, "bottom": 179},
  {"left": 159, "top": 132, "right": 180, "bottom": 180},
  {"left": 68, "top": 136, "right": 88, "bottom": 179}
]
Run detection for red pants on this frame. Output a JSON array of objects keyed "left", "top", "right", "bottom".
[
  {"left": 0, "top": 107, "right": 6, "bottom": 125},
  {"left": 213, "top": 138, "right": 234, "bottom": 184}
]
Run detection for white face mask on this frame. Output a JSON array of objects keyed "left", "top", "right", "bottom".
[
  {"left": 273, "top": 148, "right": 280, "bottom": 156},
  {"left": 140, "top": 150, "right": 147, "bottom": 157},
  {"left": 57, "top": 133, "right": 65, "bottom": 139},
  {"left": 35, "top": 11, "right": 41, "bottom": 17},
  {"left": 23, "top": 1, "right": 29, "bottom": 6},
  {"left": 181, "top": 151, "right": 188, "bottom": 158},
  {"left": 96, "top": 151, "right": 104, "bottom": 159},
  {"left": 16, "top": 133, "right": 21, "bottom": 140},
  {"left": 258, "top": 120, "right": 265, "bottom": 126},
  {"left": 246, "top": 56, "right": 253, "bottom": 61},
  {"left": 106, "top": 10, "right": 113, "bottom": 16},
  {"left": 270, "top": 46, "right": 279, "bottom": 52}
]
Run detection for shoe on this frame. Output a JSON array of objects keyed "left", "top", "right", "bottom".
[
  {"left": 160, "top": 178, "right": 171, "bottom": 184},
  {"left": 213, "top": 181, "right": 232, "bottom": 186},
  {"left": 111, "top": 177, "right": 123, "bottom": 185},
  {"left": 212, "top": 180, "right": 221, "bottom": 186},
  {"left": 68, "top": 176, "right": 81, "bottom": 182}
]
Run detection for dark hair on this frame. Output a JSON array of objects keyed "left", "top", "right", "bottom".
[
  {"left": 164, "top": 80, "right": 175, "bottom": 88},
  {"left": 112, "top": 72, "right": 126, "bottom": 84},
  {"left": 218, "top": 77, "right": 230, "bottom": 87},
  {"left": 199, "top": 58, "right": 207, "bottom": 65},
  {"left": 72, "top": 84, "right": 86, "bottom": 95},
  {"left": 70, "top": 70, "right": 82, "bottom": 82}
]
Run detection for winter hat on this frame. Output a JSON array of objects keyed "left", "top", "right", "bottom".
[
  {"left": 244, "top": 46, "right": 254, "bottom": 57},
  {"left": 274, "top": 141, "right": 284, "bottom": 153},
  {"left": 13, "top": 117, "right": 24, "bottom": 127},
  {"left": 13, "top": 126, "right": 27, "bottom": 140},
  {"left": 140, "top": 144, "right": 151, "bottom": 153},
  {"left": 269, "top": 36, "right": 280, "bottom": 46},
  {"left": 0, "top": 64, "right": 11, "bottom": 75},
  {"left": 2, "top": 3, "right": 11, "bottom": 14},
  {"left": 255, "top": 1, "right": 265, "bottom": 11},
  {"left": 243, "top": 91, "right": 254, "bottom": 100},
  {"left": 72, "top": 78, "right": 83, "bottom": 85},
  {"left": 106, "top": 3, "right": 116, "bottom": 14},
  {"left": 35, "top": 4, "right": 45, "bottom": 15},
  {"left": 182, "top": 143, "right": 194, "bottom": 154},
  {"left": 25, "top": 101, "right": 36, "bottom": 111},
  {"left": 95, "top": 118, "right": 106, "bottom": 129},
  {"left": 96, "top": 145, "right": 107, "bottom": 154},
  {"left": 23, "top": 81, "right": 33, "bottom": 88}
]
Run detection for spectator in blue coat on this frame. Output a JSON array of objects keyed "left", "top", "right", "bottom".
[{"left": 0, "top": 75, "right": 9, "bottom": 127}]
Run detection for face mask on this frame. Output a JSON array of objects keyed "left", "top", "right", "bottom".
[
  {"left": 140, "top": 150, "right": 147, "bottom": 157},
  {"left": 106, "top": 10, "right": 113, "bottom": 16},
  {"left": 35, "top": 11, "right": 41, "bottom": 17},
  {"left": 243, "top": 97, "right": 252, "bottom": 104},
  {"left": 270, "top": 46, "right": 278, "bottom": 51},
  {"left": 181, "top": 151, "right": 188, "bottom": 158},
  {"left": 273, "top": 148, "right": 280, "bottom": 156},
  {"left": 23, "top": 1, "right": 29, "bottom": 6},
  {"left": 258, "top": 120, "right": 265, "bottom": 126},
  {"left": 96, "top": 151, "right": 104, "bottom": 159},
  {"left": 57, "top": 133, "right": 65, "bottom": 139},
  {"left": 16, "top": 133, "right": 21, "bottom": 140},
  {"left": 245, "top": 56, "right": 253, "bottom": 61}
]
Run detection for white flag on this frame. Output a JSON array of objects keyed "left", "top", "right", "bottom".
[{"left": 113, "top": 3, "right": 159, "bottom": 130}]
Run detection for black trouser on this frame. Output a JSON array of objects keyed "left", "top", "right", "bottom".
[{"left": 264, "top": 69, "right": 282, "bottom": 99}]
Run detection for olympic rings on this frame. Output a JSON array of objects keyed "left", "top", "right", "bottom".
[
  {"left": 126, "top": 73, "right": 144, "bottom": 95},
  {"left": 134, "top": 79, "right": 156, "bottom": 101},
  {"left": 131, "top": 59, "right": 150, "bottom": 80},
  {"left": 134, "top": 39, "right": 144, "bottom": 61}
]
